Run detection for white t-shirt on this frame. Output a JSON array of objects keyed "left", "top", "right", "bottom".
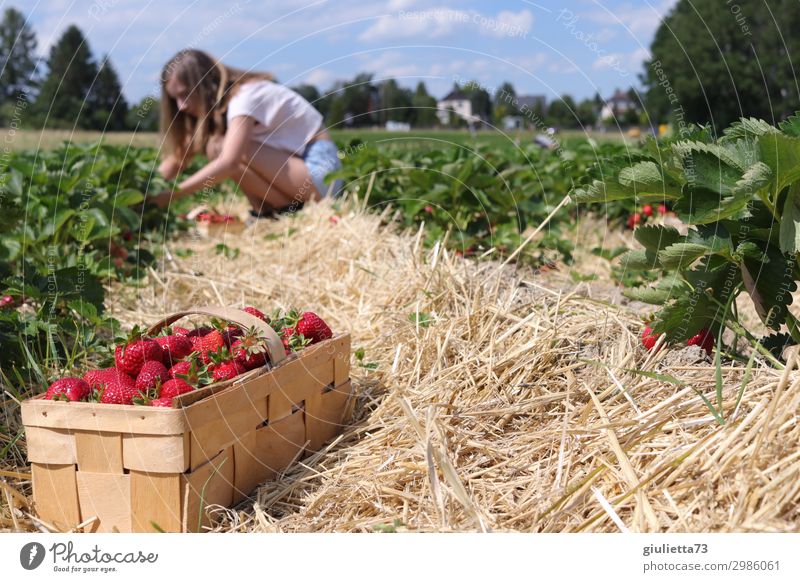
[{"left": 226, "top": 80, "right": 324, "bottom": 155}]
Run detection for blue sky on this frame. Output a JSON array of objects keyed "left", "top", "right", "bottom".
[{"left": 14, "top": 0, "right": 678, "bottom": 104}]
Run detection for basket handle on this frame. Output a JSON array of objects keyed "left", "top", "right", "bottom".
[{"left": 146, "top": 306, "right": 286, "bottom": 366}]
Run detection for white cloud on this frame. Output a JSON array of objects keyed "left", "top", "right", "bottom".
[
  {"left": 583, "top": 0, "right": 678, "bottom": 40},
  {"left": 592, "top": 47, "right": 650, "bottom": 75},
  {"left": 358, "top": 8, "right": 533, "bottom": 42},
  {"left": 304, "top": 68, "right": 336, "bottom": 87}
]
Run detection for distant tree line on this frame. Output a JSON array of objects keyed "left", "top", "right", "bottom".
[{"left": 0, "top": 8, "right": 142, "bottom": 131}]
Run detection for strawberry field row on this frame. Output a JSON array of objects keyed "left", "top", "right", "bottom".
[{"left": 0, "top": 141, "right": 189, "bottom": 389}]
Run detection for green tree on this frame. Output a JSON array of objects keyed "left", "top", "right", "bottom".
[
  {"left": 34, "top": 25, "right": 99, "bottom": 129},
  {"left": 377, "top": 78, "right": 413, "bottom": 123},
  {"left": 493, "top": 81, "right": 518, "bottom": 124},
  {"left": 575, "top": 98, "right": 597, "bottom": 127},
  {"left": 643, "top": 0, "right": 800, "bottom": 132},
  {"left": 462, "top": 80, "right": 491, "bottom": 122},
  {"left": 125, "top": 96, "right": 158, "bottom": 131},
  {"left": 0, "top": 7, "right": 39, "bottom": 103},
  {"left": 89, "top": 55, "right": 128, "bottom": 130},
  {"left": 325, "top": 73, "right": 375, "bottom": 127},
  {"left": 411, "top": 81, "right": 437, "bottom": 127},
  {"left": 547, "top": 95, "right": 577, "bottom": 128}
]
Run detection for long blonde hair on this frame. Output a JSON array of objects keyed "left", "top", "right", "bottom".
[{"left": 159, "top": 49, "right": 274, "bottom": 157}]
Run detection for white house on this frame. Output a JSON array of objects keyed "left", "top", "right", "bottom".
[
  {"left": 600, "top": 89, "right": 637, "bottom": 121},
  {"left": 436, "top": 86, "right": 474, "bottom": 125}
]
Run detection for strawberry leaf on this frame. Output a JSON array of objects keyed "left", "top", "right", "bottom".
[
  {"left": 779, "top": 184, "right": 800, "bottom": 254},
  {"left": 618, "top": 161, "right": 683, "bottom": 199},
  {"left": 758, "top": 133, "right": 800, "bottom": 192},
  {"left": 634, "top": 224, "right": 682, "bottom": 253},
  {"left": 722, "top": 118, "right": 779, "bottom": 141},
  {"left": 619, "top": 249, "right": 661, "bottom": 270},
  {"left": 779, "top": 113, "right": 800, "bottom": 138}
]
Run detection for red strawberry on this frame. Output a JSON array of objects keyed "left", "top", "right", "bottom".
[
  {"left": 329, "top": 215, "right": 340, "bottom": 224},
  {"left": 84, "top": 368, "right": 134, "bottom": 390},
  {"left": 642, "top": 204, "right": 654, "bottom": 217},
  {"left": 115, "top": 339, "right": 162, "bottom": 376},
  {"left": 186, "top": 326, "right": 213, "bottom": 338},
  {"left": 135, "top": 360, "right": 169, "bottom": 393},
  {"left": 190, "top": 329, "right": 225, "bottom": 364},
  {"left": 295, "top": 312, "right": 332, "bottom": 344},
  {"left": 172, "top": 326, "right": 191, "bottom": 336},
  {"left": 658, "top": 204, "right": 668, "bottom": 215},
  {"left": 281, "top": 326, "right": 295, "bottom": 353},
  {"left": 641, "top": 326, "right": 664, "bottom": 351},
  {"left": 159, "top": 378, "right": 193, "bottom": 399},
  {"left": 687, "top": 328, "right": 715, "bottom": 355},
  {"left": 168, "top": 358, "right": 210, "bottom": 387},
  {"left": 150, "top": 397, "right": 174, "bottom": 407},
  {"left": 0, "top": 295, "right": 15, "bottom": 309},
  {"left": 99, "top": 377, "right": 140, "bottom": 405},
  {"left": 155, "top": 334, "right": 193, "bottom": 365},
  {"left": 424, "top": 205, "right": 434, "bottom": 214},
  {"left": 168, "top": 361, "right": 192, "bottom": 379},
  {"left": 222, "top": 327, "right": 244, "bottom": 348},
  {"left": 242, "top": 306, "right": 268, "bottom": 322},
  {"left": 230, "top": 327, "right": 269, "bottom": 370},
  {"left": 211, "top": 361, "right": 245, "bottom": 382},
  {"left": 627, "top": 213, "right": 642, "bottom": 229},
  {"left": 46, "top": 377, "right": 91, "bottom": 402}
]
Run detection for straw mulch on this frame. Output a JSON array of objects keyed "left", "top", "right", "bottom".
[{"left": 4, "top": 196, "right": 800, "bottom": 532}]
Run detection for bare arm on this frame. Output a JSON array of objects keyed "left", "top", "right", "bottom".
[
  {"left": 166, "top": 117, "right": 253, "bottom": 199},
  {"left": 158, "top": 139, "right": 194, "bottom": 180}
]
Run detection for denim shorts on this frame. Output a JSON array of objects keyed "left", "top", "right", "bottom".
[{"left": 302, "top": 139, "right": 343, "bottom": 198}]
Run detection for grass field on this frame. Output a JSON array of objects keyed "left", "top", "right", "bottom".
[{"left": 2, "top": 127, "right": 628, "bottom": 153}]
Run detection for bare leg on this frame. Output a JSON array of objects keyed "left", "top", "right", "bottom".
[
  {"left": 231, "top": 162, "right": 295, "bottom": 215},
  {"left": 239, "top": 141, "right": 322, "bottom": 207}
]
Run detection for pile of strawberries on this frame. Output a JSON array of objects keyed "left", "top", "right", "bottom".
[
  {"left": 44, "top": 307, "right": 333, "bottom": 407},
  {"left": 626, "top": 203, "right": 669, "bottom": 229}
]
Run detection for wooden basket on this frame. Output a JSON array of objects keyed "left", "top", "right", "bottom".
[{"left": 21, "top": 307, "right": 352, "bottom": 533}]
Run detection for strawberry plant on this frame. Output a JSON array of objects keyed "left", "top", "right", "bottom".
[
  {"left": 0, "top": 142, "right": 197, "bottom": 378},
  {"left": 328, "top": 138, "right": 633, "bottom": 266},
  {"left": 571, "top": 114, "right": 800, "bottom": 358}
]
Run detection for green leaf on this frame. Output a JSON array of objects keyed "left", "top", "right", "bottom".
[
  {"left": 779, "top": 184, "right": 800, "bottom": 254},
  {"left": 722, "top": 118, "right": 778, "bottom": 141},
  {"left": 734, "top": 241, "right": 764, "bottom": 261},
  {"left": 734, "top": 161, "right": 772, "bottom": 194},
  {"left": 659, "top": 243, "right": 714, "bottom": 270},
  {"left": 618, "top": 161, "right": 683, "bottom": 197},
  {"left": 779, "top": 113, "right": 800, "bottom": 137},
  {"left": 758, "top": 133, "right": 800, "bottom": 192},
  {"left": 67, "top": 300, "right": 100, "bottom": 323},
  {"left": 619, "top": 249, "right": 661, "bottom": 270},
  {"left": 741, "top": 245, "right": 797, "bottom": 330},
  {"left": 114, "top": 189, "right": 145, "bottom": 207},
  {"left": 674, "top": 186, "right": 751, "bottom": 225},
  {"left": 409, "top": 311, "right": 432, "bottom": 328},
  {"left": 652, "top": 292, "right": 717, "bottom": 342},
  {"left": 633, "top": 225, "right": 682, "bottom": 253},
  {"left": 623, "top": 286, "right": 672, "bottom": 304}
]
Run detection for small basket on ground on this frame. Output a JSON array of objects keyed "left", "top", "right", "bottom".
[{"left": 21, "top": 306, "right": 352, "bottom": 533}]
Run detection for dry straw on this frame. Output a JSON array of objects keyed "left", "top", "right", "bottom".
[{"left": 2, "top": 194, "right": 799, "bottom": 532}]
